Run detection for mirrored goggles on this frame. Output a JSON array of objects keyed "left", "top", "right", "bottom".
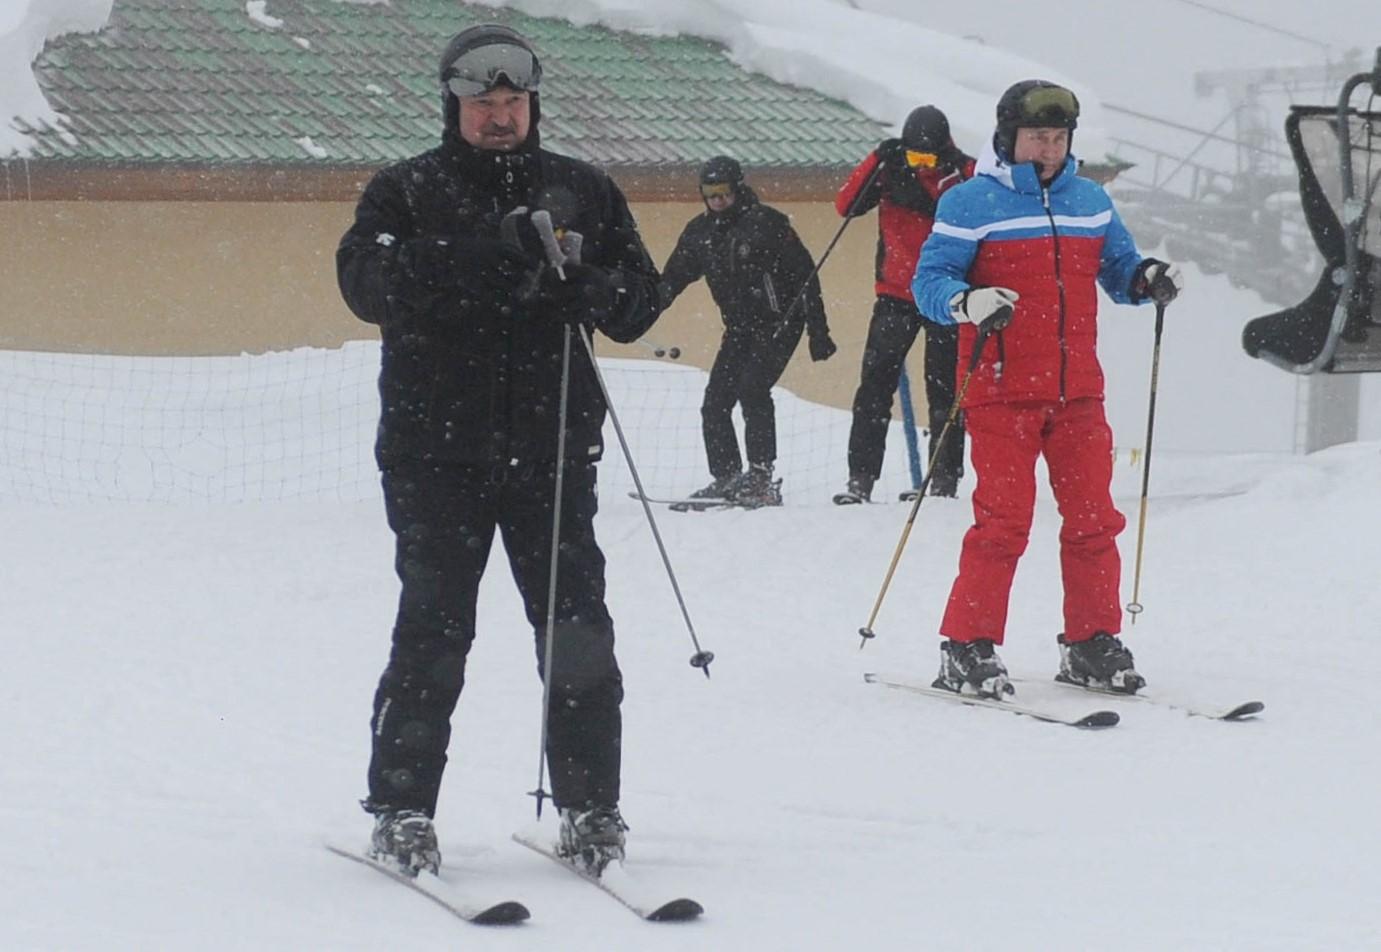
[
  {"left": 905, "top": 150, "right": 939, "bottom": 169},
  {"left": 700, "top": 182, "right": 734, "bottom": 199},
  {"left": 443, "top": 42, "right": 542, "bottom": 98},
  {"left": 1018, "top": 85, "right": 1079, "bottom": 127}
]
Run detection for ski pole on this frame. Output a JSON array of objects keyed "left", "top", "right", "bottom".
[
  {"left": 858, "top": 310, "right": 1010, "bottom": 649},
  {"left": 577, "top": 323, "right": 715, "bottom": 678},
  {"left": 776, "top": 160, "right": 884, "bottom": 329},
  {"left": 529, "top": 322, "right": 573, "bottom": 819},
  {"left": 1126, "top": 300, "right": 1168, "bottom": 623},
  {"left": 530, "top": 209, "right": 715, "bottom": 677}
]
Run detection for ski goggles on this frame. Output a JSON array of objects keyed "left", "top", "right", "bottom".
[
  {"left": 699, "top": 182, "right": 734, "bottom": 198},
  {"left": 905, "top": 150, "right": 939, "bottom": 169},
  {"left": 443, "top": 41, "right": 542, "bottom": 98},
  {"left": 1015, "top": 85, "right": 1079, "bottom": 127}
]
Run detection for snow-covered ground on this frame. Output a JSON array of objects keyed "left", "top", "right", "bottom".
[{"left": 3, "top": 318, "right": 1381, "bottom": 949}]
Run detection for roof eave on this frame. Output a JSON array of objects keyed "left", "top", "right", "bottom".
[{"left": 0, "top": 160, "right": 852, "bottom": 203}]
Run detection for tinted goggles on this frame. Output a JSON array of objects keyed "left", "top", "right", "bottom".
[
  {"left": 700, "top": 182, "right": 734, "bottom": 199},
  {"left": 1017, "top": 85, "right": 1079, "bottom": 127},
  {"left": 443, "top": 42, "right": 542, "bottom": 98},
  {"left": 905, "top": 150, "right": 939, "bottom": 169}
]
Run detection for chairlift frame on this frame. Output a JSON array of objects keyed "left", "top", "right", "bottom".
[{"left": 1243, "top": 47, "right": 1381, "bottom": 374}]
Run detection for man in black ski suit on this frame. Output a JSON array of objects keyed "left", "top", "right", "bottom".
[
  {"left": 659, "top": 156, "right": 837, "bottom": 507},
  {"left": 336, "top": 24, "right": 662, "bottom": 878}
]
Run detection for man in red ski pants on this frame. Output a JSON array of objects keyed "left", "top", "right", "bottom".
[{"left": 912, "top": 79, "right": 1183, "bottom": 699}]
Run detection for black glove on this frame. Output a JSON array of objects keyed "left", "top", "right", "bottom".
[
  {"left": 1133, "top": 258, "right": 1184, "bottom": 305},
  {"left": 533, "top": 262, "right": 620, "bottom": 325},
  {"left": 876, "top": 138, "right": 905, "bottom": 169},
  {"left": 809, "top": 329, "right": 837, "bottom": 362},
  {"left": 400, "top": 236, "right": 532, "bottom": 296}
]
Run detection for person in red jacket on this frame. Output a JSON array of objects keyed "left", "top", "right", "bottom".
[
  {"left": 912, "top": 80, "right": 1183, "bottom": 699},
  {"left": 833, "top": 106, "right": 976, "bottom": 505}
]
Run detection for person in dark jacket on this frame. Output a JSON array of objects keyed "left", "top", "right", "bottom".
[
  {"left": 833, "top": 105, "right": 975, "bottom": 505},
  {"left": 336, "top": 24, "right": 662, "bottom": 879},
  {"left": 659, "top": 157, "right": 836, "bottom": 507},
  {"left": 913, "top": 79, "right": 1183, "bottom": 700}
]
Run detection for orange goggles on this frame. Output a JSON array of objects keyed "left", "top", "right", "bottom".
[
  {"left": 699, "top": 182, "right": 734, "bottom": 198},
  {"left": 905, "top": 150, "right": 939, "bottom": 169}
]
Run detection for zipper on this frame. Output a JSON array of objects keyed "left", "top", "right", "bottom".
[{"left": 1041, "top": 186, "right": 1068, "bottom": 402}]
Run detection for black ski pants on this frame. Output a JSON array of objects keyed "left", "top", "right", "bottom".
[
  {"left": 367, "top": 459, "right": 622, "bottom": 816},
  {"left": 847, "top": 295, "right": 964, "bottom": 489},
  {"left": 701, "top": 327, "right": 799, "bottom": 479}
]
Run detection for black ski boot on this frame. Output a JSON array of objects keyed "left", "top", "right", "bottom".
[
  {"left": 670, "top": 473, "right": 740, "bottom": 511},
  {"left": 933, "top": 638, "right": 1013, "bottom": 699},
  {"left": 687, "top": 473, "right": 738, "bottom": 502},
  {"left": 927, "top": 472, "right": 959, "bottom": 498},
  {"left": 1057, "top": 632, "right": 1146, "bottom": 694},
  {"left": 557, "top": 805, "right": 628, "bottom": 876},
  {"left": 366, "top": 807, "right": 441, "bottom": 877},
  {"left": 832, "top": 475, "right": 873, "bottom": 505},
  {"left": 729, "top": 464, "right": 782, "bottom": 508}
]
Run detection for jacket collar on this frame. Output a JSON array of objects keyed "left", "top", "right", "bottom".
[
  {"left": 975, "top": 138, "right": 1079, "bottom": 195},
  {"left": 440, "top": 135, "right": 539, "bottom": 205}
]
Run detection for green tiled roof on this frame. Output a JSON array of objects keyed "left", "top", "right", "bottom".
[{"left": 16, "top": 0, "right": 886, "bottom": 170}]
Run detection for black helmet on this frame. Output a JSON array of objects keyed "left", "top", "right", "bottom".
[
  {"left": 994, "top": 79, "right": 1079, "bottom": 161},
  {"left": 699, "top": 155, "right": 744, "bottom": 187},
  {"left": 902, "top": 105, "right": 952, "bottom": 153},
  {"left": 438, "top": 24, "right": 542, "bottom": 138}
]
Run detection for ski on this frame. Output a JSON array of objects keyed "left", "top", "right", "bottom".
[
  {"left": 326, "top": 843, "right": 530, "bottom": 926},
  {"left": 864, "top": 672, "right": 1120, "bottom": 728},
  {"left": 511, "top": 829, "right": 703, "bottom": 922},
  {"left": 626, "top": 490, "right": 733, "bottom": 511},
  {"left": 1033, "top": 677, "right": 1265, "bottom": 721}
]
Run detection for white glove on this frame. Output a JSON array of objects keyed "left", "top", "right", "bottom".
[
  {"left": 1138, "top": 259, "right": 1183, "bottom": 304},
  {"left": 949, "top": 286, "right": 1019, "bottom": 325}
]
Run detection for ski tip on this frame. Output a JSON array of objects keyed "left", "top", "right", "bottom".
[
  {"left": 646, "top": 898, "right": 704, "bottom": 921},
  {"left": 1075, "top": 710, "right": 1121, "bottom": 729},
  {"left": 1221, "top": 701, "right": 1265, "bottom": 720},
  {"left": 471, "top": 901, "right": 531, "bottom": 925}
]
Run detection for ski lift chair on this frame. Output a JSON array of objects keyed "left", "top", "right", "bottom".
[{"left": 1243, "top": 48, "right": 1381, "bottom": 373}]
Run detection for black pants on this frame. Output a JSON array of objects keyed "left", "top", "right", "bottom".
[
  {"left": 702, "top": 328, "right": 798, "bottom": 478},
  {"left": 847, "top": 295, "right": 965, "bottom": 489},
  {"left": 367, "top": 459, "right": 622, "bottom": 816}
]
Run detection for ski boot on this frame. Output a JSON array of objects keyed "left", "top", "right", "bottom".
[
  {"left": 1057, "top": 632, "right": 1146, "bottom": 694},
  {"left": 728, "top": 464, "right": 782, "bottom": 508},
  {"left": 670, "top": 473, "right": 739, "bottom": 511},
  {"left": 927, "top": 471, "right": 959, "bottom": 498},
  {"left": 832, "top": 475, "right": 873, "bottom": 505},
  {"left": 366, "top": 807, "right": 441, "bottom": 877},
  {"left": 557, "top": 805, "right": 628, "bottom": 876},
  {"left": 933, "top": 638, "right": 1013, "bottom": 699}
]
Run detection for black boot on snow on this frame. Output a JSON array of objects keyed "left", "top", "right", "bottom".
[
  {"left": 729, "top": 464, "right": 782, "bottom": 508},
  {"left": 558, "top": 805, "right": 628, "bottom": 876},
  {"left": 1057, "top": 632, "right": 1146, "bottom": 694},
  {"left": 933, "top": 638, "right": 1014, "bottom": 698},
  {"left": 927, "top": 472, "right": 959, "bottom": 498},
  {"left": 688, "top": 473, "right": 739, "bottom": 501},
  {"left": 367, "top": 807, "right": 441, "bottom": 877},
  {"left": 832, "top": 475, "right": 873, "bottom": 505}
]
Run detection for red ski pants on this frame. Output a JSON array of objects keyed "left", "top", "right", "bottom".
[{"left": 940, "top": 397, "right": 1126, "bottom": 644}]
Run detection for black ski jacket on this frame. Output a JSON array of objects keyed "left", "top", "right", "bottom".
[
  {"left": 338, "top": 136, "right": 661, "bottom": 467},
  {"left": 660, "top": 187, "right": 828, "bottom": 343}
]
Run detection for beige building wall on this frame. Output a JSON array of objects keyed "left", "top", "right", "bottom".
[{"left": 0, "top": 197, "right": 931, "bottom": 415}]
